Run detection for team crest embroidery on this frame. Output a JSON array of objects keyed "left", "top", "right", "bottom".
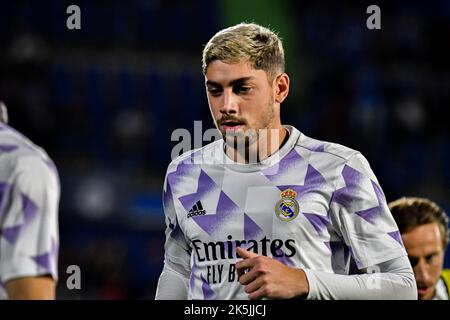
[{"left": 275, "top": 188, "right": 299, "bottom": 221}]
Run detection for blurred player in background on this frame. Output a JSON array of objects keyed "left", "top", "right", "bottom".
[
  {"left": 156, "top": 23, "right": 416, "bottom": 299},
  {"left": 389, "top": 197, "right": 450, "bottom": 300},
  {"left": 0, "top": 101, "right": 60, "bottom": 299}
]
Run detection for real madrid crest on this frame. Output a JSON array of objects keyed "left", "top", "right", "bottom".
[{"left": 275, "top": 188, "right": 299, "bottom": 221}]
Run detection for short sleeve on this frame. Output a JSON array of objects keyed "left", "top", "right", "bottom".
[
  {"left": 0, "top": 156, "right": 60, "bottom": 284},
  {"left": 330, "top": 153, "right": 407, "bottom": 269}
]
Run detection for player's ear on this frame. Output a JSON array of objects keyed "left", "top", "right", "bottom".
[{"left": 274, "top": 73, "right": 289, "bottom": 104}]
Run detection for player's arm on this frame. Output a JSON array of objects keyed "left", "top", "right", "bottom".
[
  {"left": 303, "top": 255, "right": 416, "bottom": 299},
  {"left": 236, "top": 245, "right": 416, "bottom": 300},
  {"left": 236, "top": 152, "right": 417, "bottom": 300},
  {"left": 5, "top": 276, "right": 55, "bottom": 300},
  {"left": 155, "top": 169, "right": 191, "bottom": 300},
  {"left": 318, "top": 152, "right": 416, "bottom": 299},
  {"left": 155, "top": 264, "right": 189, "bottom": 300}
]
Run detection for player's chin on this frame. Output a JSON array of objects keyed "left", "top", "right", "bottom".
[
  {"left": 221, "top": 129, "right": 245, "bottom": 141},
  {"left": 223, "top": 136, "right": 245, "bottom": 148}
]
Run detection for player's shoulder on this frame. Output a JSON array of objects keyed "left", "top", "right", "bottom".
[
  {"left": 295, "top": 130, "right": 362, "bottom": 163},
  {"left": 166, "top": 139, "right": 223, "bottom": 172},
  {"left": 294, "top": 129, "right": 378, "bottom": 181}
]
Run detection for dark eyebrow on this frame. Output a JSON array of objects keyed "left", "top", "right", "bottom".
[
  {"left": 205, "top": 76, "right": 255, "bottom": 88},
  {"left": 408, "top": 251, "right": 439, "bottom": 259},
  {"left": 408, "top": 251, "right": 440, "bottom": 264},
  {"left": 425, "top": 251, "right": 440, "bottom": 258}
]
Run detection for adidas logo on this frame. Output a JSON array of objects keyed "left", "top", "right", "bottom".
[{"left": 187, "top": 201, "right": 206, "bottom": 218}]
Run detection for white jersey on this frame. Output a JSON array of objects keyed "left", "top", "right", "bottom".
[
  {"left": 0, "top": 124, "right": 60, "bottom": 299},
  {"left": 162, "top": 125, "right": 407, "bottom": 300}
]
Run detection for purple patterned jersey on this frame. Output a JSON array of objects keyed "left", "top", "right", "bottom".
[
  {"left": 162, "top": 125, "right": 406, "bottom": 299},
  {"left": 0, "top": 124, "right": 59, "bottom": 299}
]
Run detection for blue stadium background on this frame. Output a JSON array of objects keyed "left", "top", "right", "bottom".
[{"left": 0, "top": 0, "right": 449, "bottom": 298}]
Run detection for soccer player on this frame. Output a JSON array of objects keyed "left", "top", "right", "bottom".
[
  {"left": 389, "top": 197, "right": 450, "bottom": 300},
  {"left": 155, "top": 23, "right": 416, "bottom": 299},
  {"left": 0, "top": 102, "right": 60, "bottom": 299}
]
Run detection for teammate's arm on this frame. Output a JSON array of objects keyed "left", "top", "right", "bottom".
[
  {"left": 0, "top": 157, "right": 60, "bottom": 300},
  {"left": 5, "top": 276, "right": 55, "bottom": 300}
]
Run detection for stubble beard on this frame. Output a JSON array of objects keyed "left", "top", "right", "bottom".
[{"left": 223, "top": 96, "right": 276, "bottom": 161}]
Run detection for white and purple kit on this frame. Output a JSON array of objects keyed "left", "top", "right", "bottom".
[
  {"left": 156, "top": 125, "right": 416, "bottom": 300},
  {"left": 0, "top": 124, "right": 59, "bottom": 299}
]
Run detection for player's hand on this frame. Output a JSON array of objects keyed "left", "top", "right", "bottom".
[{"left": 235, "top": 246, "right": 309, "bottom": 300}]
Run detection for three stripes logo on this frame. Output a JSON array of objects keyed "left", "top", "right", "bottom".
[{"left": 187, "top": 201, "right": 206, "bottom": 218}]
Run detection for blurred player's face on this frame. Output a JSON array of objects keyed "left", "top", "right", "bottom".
[
  {"left": 205, "top": 60, "right": 288, "bottom": 149},
  {"left": 401, "top": 223, "right": 445, "bottom": 300}
]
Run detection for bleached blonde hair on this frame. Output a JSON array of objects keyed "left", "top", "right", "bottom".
[{"left": 202, "top": 23, "right": 285, "bottom": 82}]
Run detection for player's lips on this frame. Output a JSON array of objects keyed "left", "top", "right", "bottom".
[{"left": 220, "top": 121, "right": 245, "bottom": 131}]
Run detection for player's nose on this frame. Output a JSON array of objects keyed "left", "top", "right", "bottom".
[
  {"left": 414, "top": 260, "right": 431, "bottom": 283},
  {"left": 220, "top": 90, "right": 239, "bottom": 114}
]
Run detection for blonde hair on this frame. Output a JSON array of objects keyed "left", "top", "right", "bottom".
[{"left": 202, "top": 23, "right": 285, "bottom": 82}]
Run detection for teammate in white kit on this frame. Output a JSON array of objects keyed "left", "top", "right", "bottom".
[
  {"left": 0, "top": 102, "right": 59, "bottom": 299},
  {"left": 155, "top": 23, "right": 417, "bottom": 300}
]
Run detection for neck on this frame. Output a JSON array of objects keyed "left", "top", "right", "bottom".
[{"left": 225, "top": 126, "right": 288, "bottom": 164}]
